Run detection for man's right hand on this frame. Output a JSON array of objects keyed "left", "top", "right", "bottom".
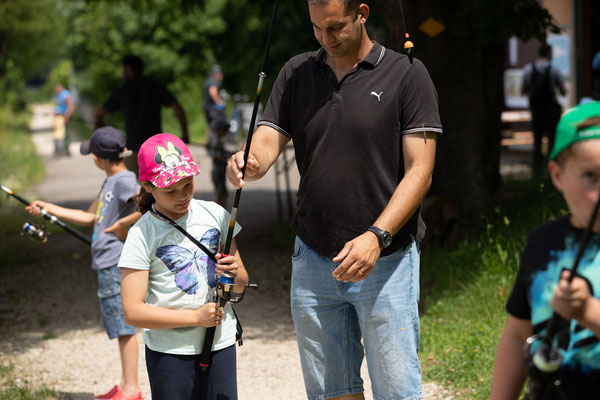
[{"left": 226, "top": 151, "right": 260, "bottom": 189}]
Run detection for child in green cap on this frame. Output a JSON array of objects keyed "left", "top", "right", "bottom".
[{"left": 491, "top": 102, "right": 600, "bottom": 399}]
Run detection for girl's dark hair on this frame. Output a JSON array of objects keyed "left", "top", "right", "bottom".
[{"left": 134, "top": 183, "right": 155, "bottom": 214}]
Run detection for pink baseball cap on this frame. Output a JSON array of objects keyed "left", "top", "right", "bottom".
[{"left": 138, "top": 134, "right": 201, "bottom": 188}]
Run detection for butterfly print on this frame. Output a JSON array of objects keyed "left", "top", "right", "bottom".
[{"left": 156, "top": 228, "right": 220, "bottom": 294}]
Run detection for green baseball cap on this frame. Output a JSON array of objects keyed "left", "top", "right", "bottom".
[{"left": 550, "top": 101, "right": 600, "bottom": 160}]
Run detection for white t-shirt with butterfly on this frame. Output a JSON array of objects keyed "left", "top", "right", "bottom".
[{"left": 118, "top": 199, "right": 241, "bottom": 355}]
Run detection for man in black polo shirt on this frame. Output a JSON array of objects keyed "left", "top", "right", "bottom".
[
  {"left": 227, "top": 1, "right": 441, "bottom": 399},
  {"left": 95, "top": 55, "right": 190, "bottom": 174}
]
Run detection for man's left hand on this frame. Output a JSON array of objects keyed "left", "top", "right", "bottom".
[{"left": 332, "top": 231, "right": 381, "bottom": 282}]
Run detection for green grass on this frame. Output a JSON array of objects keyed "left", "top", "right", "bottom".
[
  {"left": 0, "top": 363, "right": 55, "bottom": 400},
  {"left": 0, "top": 106, "right": 45, "bottom": 192},
  {"left": 419, "top": 178, "right": 567, "bottom": 398}
]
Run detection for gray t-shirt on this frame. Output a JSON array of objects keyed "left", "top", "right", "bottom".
[{"left": 92, "top": 170, "right": 139, "bottom": 270}]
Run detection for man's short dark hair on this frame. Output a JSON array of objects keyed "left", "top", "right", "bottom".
[
  {"left": 538, "top": 44, "right": 552, "bottom": 58},
  {"left": 121, "top": 54, "right": 144, "bottom": 74},
  {"left": 308, "top": 0, "right": 362, "bottom": 15}
]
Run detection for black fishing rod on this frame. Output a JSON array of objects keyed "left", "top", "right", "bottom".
[
  {"left": 397, "top": 0, "right": 414, "bottom": 63},
  {"left": 524, "top": 191, "right": 600, "bottom": 399},
  {"left": 199, "top": 0, "right": 280, "bottom": 372},
  {"left": 1, "top": 184, "right": 92, "bottom": 245}
]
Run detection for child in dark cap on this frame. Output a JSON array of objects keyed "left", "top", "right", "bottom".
[
  {"left": 491, "top": 102, "right": 600, "bottom": 399},
  {"left": 25, "top": 126, "right": 144, "bottom": 400}
]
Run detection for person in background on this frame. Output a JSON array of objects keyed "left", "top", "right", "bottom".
[
  {"left": 53, "top": 82, "right": 75, "bottom": 157},
  {"left": 95, "top": 55, "right": 189, "bottom": 175},
  {"left": 203, "top": 64, "right": 226, "bottom": 130},
  {"left": 207, "top": 119, "right": 232, "bottom": 208},
  {"left": 522, "top": 44, "right": 567, "bottom": 168}
]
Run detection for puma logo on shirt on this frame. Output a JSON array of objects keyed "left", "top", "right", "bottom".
[{"left": 370, "top": 91, "right": 383, "bottom": 101}]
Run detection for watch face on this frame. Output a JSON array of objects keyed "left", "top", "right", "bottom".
[{"left": 382, "top": 233, "right": 393, "bottom": 248}]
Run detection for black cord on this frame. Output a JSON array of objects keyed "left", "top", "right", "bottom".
[{"left": 149, "top": 206, "right": 218, "bottom": 264}]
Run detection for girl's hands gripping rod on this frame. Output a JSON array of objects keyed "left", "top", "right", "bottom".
[
  {"left": 215, "top": 249, "right": 249, "bottom": 297},
  {"left": 195, "top": 302, "right": 225, "bottom": 327}
]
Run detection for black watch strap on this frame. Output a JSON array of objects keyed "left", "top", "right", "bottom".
[{"left": 367, "top": 225, "right": 392, "bottom": 249}]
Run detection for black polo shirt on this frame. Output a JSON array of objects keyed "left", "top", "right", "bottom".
[{"left": 258, "top": 41, "right": 442, "bottom": 258}]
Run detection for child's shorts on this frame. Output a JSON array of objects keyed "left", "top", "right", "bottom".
[{"left": 97, "top": 265, "right": 136, "bottom": 339}]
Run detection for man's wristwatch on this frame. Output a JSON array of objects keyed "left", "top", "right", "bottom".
[{"left": 367, "top": 225, "right": 393, "bottom": 249}]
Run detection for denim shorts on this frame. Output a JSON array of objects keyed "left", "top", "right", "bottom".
[
  {"left": 97, "top": 265, "right": 136, "bottom": 339},
  {"left": 290, "top": 236, "right": 423, "bottom": 400}
]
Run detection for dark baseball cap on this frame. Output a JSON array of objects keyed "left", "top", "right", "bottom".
[{"left": 80, "top": 126, "right": 131, "bottom": 160}]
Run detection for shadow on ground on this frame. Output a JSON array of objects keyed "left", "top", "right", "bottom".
[
  {"left": 57, "top": 392, "right": 95, "bottom": 400},
  {"left": 0, "top": 188, "right": 297, "bottom": 356}
]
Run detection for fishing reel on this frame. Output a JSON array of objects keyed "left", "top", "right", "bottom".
[
  {"left": 216, "top": 270, "right": 258, "bottom": 306},
  {"left": 523, "top": 334, "right": 564, "bottom": 400},
  {"left": 21, "top": 221, "right": 48, "bottom": 243},
  {"left": 216, "top": 272, "right": 236, "bottom": 309}
]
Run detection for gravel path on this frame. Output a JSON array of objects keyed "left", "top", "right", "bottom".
[{"left": 0, "top": 105, "right": 451, "bottom": 399}]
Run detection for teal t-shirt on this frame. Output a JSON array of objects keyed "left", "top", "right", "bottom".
[{"left": 118, "top": 199, "right": 241, "bottom": 355}]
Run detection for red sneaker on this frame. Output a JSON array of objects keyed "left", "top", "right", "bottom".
[
  {"left": 112, "top": 389, "right": 144, "bottom": 400},
  {"left": 95, "top": 386, "right": 120, "bottom": 400},
  {"left": 95, "top": 386, "right": 143, "bottom": 400}
]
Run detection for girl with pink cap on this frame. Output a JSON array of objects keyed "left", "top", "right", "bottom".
[{"left": 118, "top": 133, "right": 248, "bottom": 400}]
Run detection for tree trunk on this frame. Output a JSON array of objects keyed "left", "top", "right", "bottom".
[{"left": 377, "top": 0, "right": 505, "bottom": 219}]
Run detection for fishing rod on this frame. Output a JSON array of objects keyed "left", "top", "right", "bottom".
[
  {"left": 199, "top": 0, "right": 280, "bottom": 372},
  {"left": 1, "top": 184, "right": 92, "bottom": 245},
  {"left": 524, "top": 190, "right": 600, "bottom": 399},
  {"left": 397, "top": 0, "right": 414, "bottom": 63}
]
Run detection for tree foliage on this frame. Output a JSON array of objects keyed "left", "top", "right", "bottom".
[
  {"left": 376, "top": 0, "right": 558, "bottom": 218},
  {"left": 2, "top": 0, "right": 559, "bottom": 219},
  {"left": 60, "top": 0, "right": 316, "bottom": 102},
  {"left": 64, "top": 0, "right": 230, "bottom": 102},
  {"left": 0, "top": 0, "right": 66, "bottom": 108}
]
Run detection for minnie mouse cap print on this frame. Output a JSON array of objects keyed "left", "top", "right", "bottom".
[{"left": 138, "top": 133, "right": 201, "bottom": 188}]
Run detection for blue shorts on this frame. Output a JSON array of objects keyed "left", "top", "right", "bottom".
[
  {"left": 97, "top": 265, "right": 136, "bottom": 340},
  {"left": 145, "top": 344, "right": 237, "bottom": 400},
  {"left": 290, "top": 236, "right": 423, "bottom": 400}
]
